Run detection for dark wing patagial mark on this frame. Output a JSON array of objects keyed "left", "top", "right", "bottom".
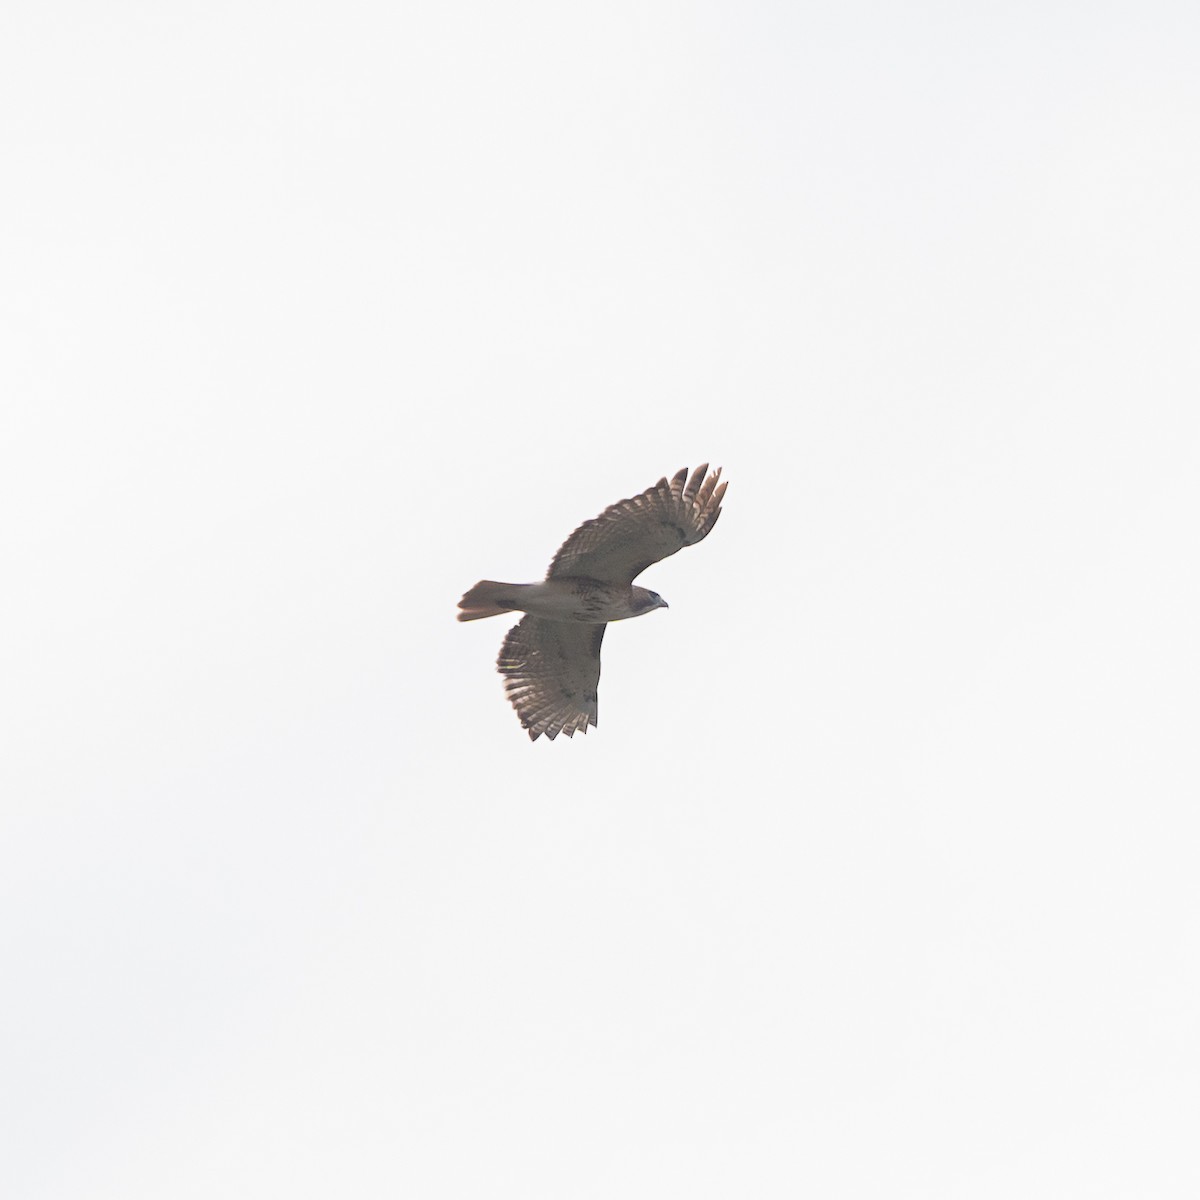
[
  {"left": 497, "top": 617, "right": 606, "bottom": 741},
  {"left": 546, "top": 464, "right": 727, "bottom": 584}
]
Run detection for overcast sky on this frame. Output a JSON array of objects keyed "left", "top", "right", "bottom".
[{"left": 3, "top": 2, "right": 1198, "bottom": 1197}]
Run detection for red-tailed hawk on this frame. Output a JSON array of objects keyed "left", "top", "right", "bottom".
[{"left": 458, "top": 464, "right": 727, "bottom": 740}]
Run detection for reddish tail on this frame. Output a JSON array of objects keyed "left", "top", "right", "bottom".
[{"left": 457, "top": 580, "right": 520, "bottom": 622}]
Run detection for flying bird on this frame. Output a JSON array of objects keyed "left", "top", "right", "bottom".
[{"left": 458, "top": 464, "right": 728, "bottom": 740}]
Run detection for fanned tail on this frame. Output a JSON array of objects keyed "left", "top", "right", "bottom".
[{"left": 457, "top": 580, "right": 522, "bottom": 621}]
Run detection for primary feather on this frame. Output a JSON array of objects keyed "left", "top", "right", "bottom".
[
  {"left": 547, "top": 464, "right": 726, "bottom": 583},
  {"left": 497, "top": 618, "right": 605, "bottom": 740}
]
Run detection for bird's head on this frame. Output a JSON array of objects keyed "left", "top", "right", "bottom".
[{"left": 632, "top": 588, "right": 669, "bottom": 614}]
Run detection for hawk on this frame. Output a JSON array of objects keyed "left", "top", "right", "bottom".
[{"left": 458, "top": 464, "right": 727, "bottom": 740}]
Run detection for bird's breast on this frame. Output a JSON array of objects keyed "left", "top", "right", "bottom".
[{"left": 517, "top": 579, "right": 644, "bottom": 622}]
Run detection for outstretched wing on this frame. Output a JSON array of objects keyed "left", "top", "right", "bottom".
[
  {"left": 497, "top": 616, "right": 606, "bottom": 741},
  {"left": 547, "top": 464, "right": 727, "bottom": 584}
]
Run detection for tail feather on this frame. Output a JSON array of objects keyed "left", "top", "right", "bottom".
[{"left": 457, "top": 580, "right": 519, "bottom": 621}]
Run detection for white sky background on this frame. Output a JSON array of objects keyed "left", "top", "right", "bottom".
[{"left": 2, "top": 2, "right": 1198, "bottom": 1196}]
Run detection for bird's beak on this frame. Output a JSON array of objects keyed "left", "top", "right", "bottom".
[{"left": 660, "top": 598, "right": 669, "bottom": 609}]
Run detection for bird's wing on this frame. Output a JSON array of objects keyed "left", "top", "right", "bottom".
[
  {"left": 497, "top": 616, "right": 605, "bottom": 741},
  {"left": 546, "top": 464, "right": 727, "bottom": 584}
]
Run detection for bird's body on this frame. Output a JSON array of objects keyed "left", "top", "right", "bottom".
[
  {"left": 458, "top": 579, "right": 666, "bottom": 624},
  {"left": 458, "top": 464, "right": 727, "bottom": 740}
]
